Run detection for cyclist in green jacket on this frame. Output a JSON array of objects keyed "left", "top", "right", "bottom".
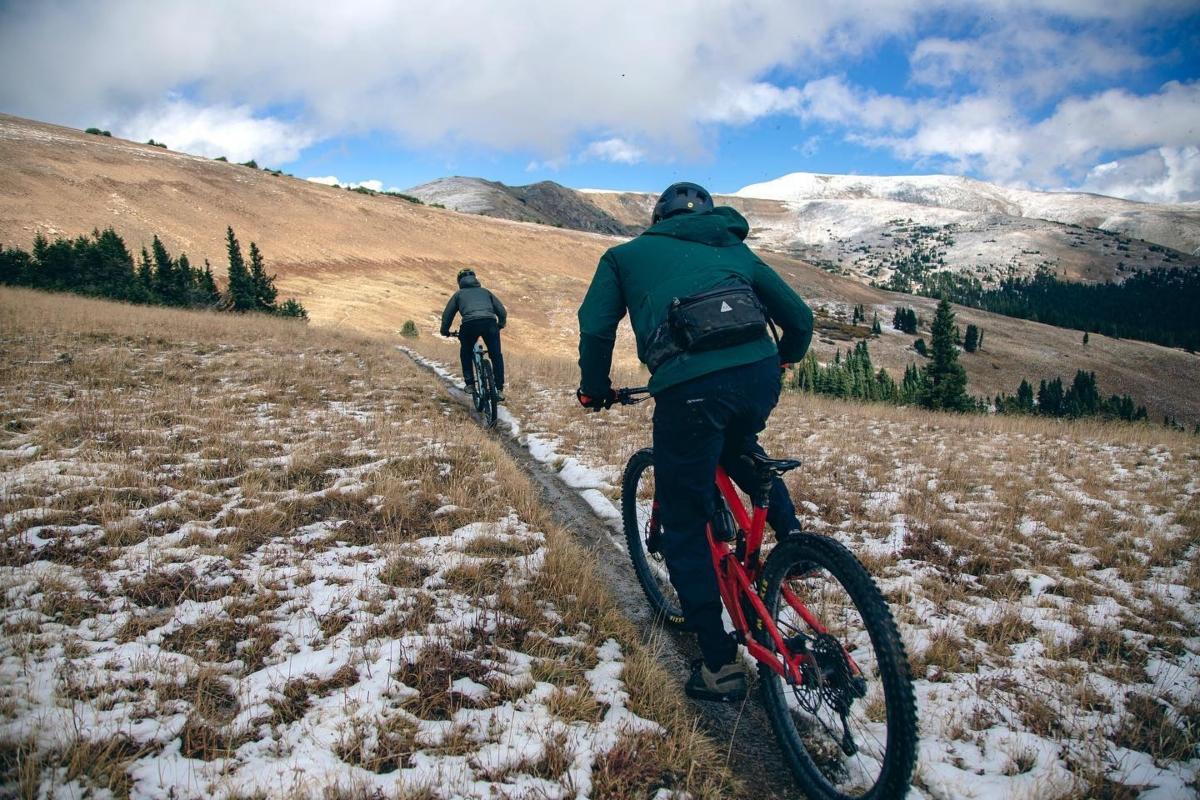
[{"left": 577, "top": 182, "right": 814, "bottom": 701}]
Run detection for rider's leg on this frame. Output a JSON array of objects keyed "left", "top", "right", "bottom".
[
  {"left": 457, "top": 324, "right": 479, "bottom": 387},
  {"left": 653, "top": 372, "right": 741, "bottom": 671},
  {"left": 480, "top": 321, "right": 505, "bottom": 390},
  {"left": 719, "top": 357, "right": 802, "bottom": 535}
]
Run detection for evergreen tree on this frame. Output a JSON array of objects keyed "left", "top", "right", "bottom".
[
  {"left": 151, "top": 235, "right": 180, "bottom": 304},
  {"left": 198, "top": 259, "right": 221, "bottom": 306},
  {"left": 1037, "top": 378, "right": 1064, "bottom": 416},
  {"left": 277, "top": 298, "right": 308, "bottom": 319},
  {"left": 0, "top": 244, "right": 32, "bottom": 285},
  {"left": 919, "top": 297, "right": 972, "bottom": 411},
  {"left": 1016, "top": 379, "right": 1034, "bottom": 413},
  {"left": 914, "top": 338, "right": 928, "bottom": 357},
  {"left": 247, "top": 241, "right": 277, "bottom": 311},
  {"left": 225, "top": 227, "right": 256, "bottom": 311},
  {"left": 1083, "top": 331, "right": 1089, "bottom": 345},
  {"left": 1063, "top": 370, "right": 1100, "bottom": 417},
  {"left": 871, "top": 312, "right": 881, "bottom": 335},
  {"left": 92, "top": 228, "right": 135, "bottom": 299},
  {"left": 963, "top": 324, "right": 979, "bottom": 353}
]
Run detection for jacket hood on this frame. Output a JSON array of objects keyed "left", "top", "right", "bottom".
[
  {"left": 642, "top": 206, "right": 748, "bottom": 246},
  {"left": 458, "top": 274, "right": 481, "bottom": 289}
]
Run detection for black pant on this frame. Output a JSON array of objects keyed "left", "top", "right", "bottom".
[
  {"left": 458, "top": 318, "right": 504, "bottom": 389},
  {"left": 652, "top": 356, "right": 801, "bottom": 669}
]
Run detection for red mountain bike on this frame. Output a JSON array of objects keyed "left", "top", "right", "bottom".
[{"left": 616, "top": 387, "right": 918, "bottom": 800}]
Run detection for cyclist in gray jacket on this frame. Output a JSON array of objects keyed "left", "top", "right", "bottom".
[{"left": 440, "top": 268, "right": 508, "bottom": 399}]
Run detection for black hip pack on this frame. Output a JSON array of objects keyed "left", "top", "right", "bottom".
[{"left": 645, "top": 282, "right": 770, "bottom": 372}]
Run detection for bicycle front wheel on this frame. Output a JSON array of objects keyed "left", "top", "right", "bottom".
[
  {"left": 478, "top": 358, "right": 498, "bottom": 428},
  {"left": 620, "top": 449, "right": 685, "bottom": 627},
  {"left": 758, "top": 534, "right": 917, "bottom": 800}
]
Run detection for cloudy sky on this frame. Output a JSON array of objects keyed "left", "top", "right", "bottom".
[{"left": 1, "top": 1, "right": 1197, "bottom": 201}]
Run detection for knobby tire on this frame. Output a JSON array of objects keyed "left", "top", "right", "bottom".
[
  {"left": 620, "top": 449, "right": 685, "bottom": 626},
  {"left": 479, "top": 358, "right": 498, "bottom": 428},
  {"left": 757, "top": 534, "right": 918, "bottom": 800}
]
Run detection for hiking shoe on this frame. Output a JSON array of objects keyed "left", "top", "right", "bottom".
[
  {"left": 464, "top": 382, "right": 476, "bottom": 394},
  {"left": 685, "top": 658, "right": 747, "bottom": 703},
  {"left": 496, "top": 390, "right": 506, "bottom": 402}
]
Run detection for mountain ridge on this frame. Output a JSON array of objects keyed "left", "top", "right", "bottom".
[{"left": 2, "top": 111, "right": 1197, "bottom": 425}]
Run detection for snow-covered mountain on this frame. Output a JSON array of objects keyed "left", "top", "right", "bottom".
[
  {"left": 734, "top": 172, "right": 1200, "bottom": 256},
  {"left": 399, "top": 170, "right": 1199, "bottom": 292}
]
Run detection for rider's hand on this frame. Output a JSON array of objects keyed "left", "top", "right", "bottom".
[{"left": 577, "top": 388, "right": 617, "bottom": 411}]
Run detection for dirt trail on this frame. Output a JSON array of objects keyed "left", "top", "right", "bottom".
[{"left": 402, "top": 350, "right": 803, "bottom": 800}]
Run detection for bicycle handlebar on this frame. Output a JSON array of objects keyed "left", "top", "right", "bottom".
[{"left": 615, "top": 386, "right": 651, "bottom": 405}]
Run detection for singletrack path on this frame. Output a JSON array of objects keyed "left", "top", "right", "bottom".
[{"left": 401, "top": 349, "right": 802, "bottom": 800}]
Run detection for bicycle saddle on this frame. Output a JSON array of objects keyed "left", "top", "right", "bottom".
[{"left": 744, "top": 452, "right": 802, "bottom": 475}]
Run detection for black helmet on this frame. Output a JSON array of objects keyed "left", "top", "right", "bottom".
[
  {"left": 651, "top": 182, "right": 713, "bottom": 224},
  {"left": 456, "top": 268, "right": 475, "bottom": 281}
]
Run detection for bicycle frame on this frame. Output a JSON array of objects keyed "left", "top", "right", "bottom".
[{"left": 707, "top": 466, "right": 857, "bottom": 687}]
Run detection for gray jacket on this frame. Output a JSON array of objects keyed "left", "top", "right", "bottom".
[{"left": 440, "top": 274, "right": 507, "bottom": 335}]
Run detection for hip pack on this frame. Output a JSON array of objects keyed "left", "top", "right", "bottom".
[{"left": 644, "top": 282, "right": 770, "bottom": 372}]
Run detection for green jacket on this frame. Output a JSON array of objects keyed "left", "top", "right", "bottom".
[{"left": 577, "top": 206, "right": 814, "bottom": 395}]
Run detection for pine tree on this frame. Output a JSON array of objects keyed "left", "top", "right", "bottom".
[
  {"left": 135, "top": 247, "right": 155, "bottom": 302},
  {"left": 1037, "top": 378, "right": 1064, "bottom": 416},
  {"left": 199, "top": 259, "right": 220, "bottom": 306},
  {"left": 1016, "top": 379, "right": 1034, "bottom": 412},
  {"left": 247, "top": 241, "right": 277, "bottom": 311},
  {"left": 871, "top": 312, "right": 881, "bottom": 335},
  {"left": 919, "top": 297, "right": 972, "bottom": 411},
  {"left": 92, "top": 228, "right": 135, "bottom": 299},
  {"left": 151, "top": 235, "right": 179, "bottom": 305},
  {"left": 225, "top": 227, "right": 255, "bottom": 311},
  {"left": 277, "top": 298, "right": 308, "bottom": 319},
  {"left": 914, "top": 338, "right": 928, "bottom": 357},
  {"left": 1083, "top": 331, "right": 1089, "bottom": 345},
  {"left": 963, "top": 324, "right": 979, "bottom": 353}
]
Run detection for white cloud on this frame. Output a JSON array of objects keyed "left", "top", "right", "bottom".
[
  {"left": 702, "top": 83, "right": 802, "bottom": 124},
  {"left": 581, "top": 138, "right": 645, "bottom": 165},
  {"left": 0, "top": 0, "right": 1195, "bottom": 199},
  {"left": 1079, "top": 147, "right": 1200, "bottom": 203},
  {"left": 304, "top": 176, "right": 389, "bottom": 192},
  {"left": 117, "top": 100, "right": 314, "bottom": 165},
  {"left": 796, "top": 77, "right": 1200, "bottom": 201},
  {"left": 909, "top": 25, "right": 1148, "bottom": 101}
]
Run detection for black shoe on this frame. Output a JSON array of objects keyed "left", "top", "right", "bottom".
[{"left": 684, "top": 658, "right": 747, "bottom": 703}]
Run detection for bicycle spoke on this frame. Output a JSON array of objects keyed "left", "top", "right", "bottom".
[{"left": 759, "top": 536, "right": 917, "bottom": 799}]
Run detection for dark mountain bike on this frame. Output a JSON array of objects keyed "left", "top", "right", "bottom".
[
  {"left": 615, "top": 386, "right": 918, "bottom": 800},
  {"left": 447, "top": 330, "right": 499, "bottom": 428}
]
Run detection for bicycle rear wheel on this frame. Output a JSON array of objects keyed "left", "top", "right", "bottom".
[
  {"left": 757, "top": 534, "right": 917, "bottom": 800},
  {"left": 620, "top": 449, "right": 685, "bottom": 626},
  {"left": 478, "top": 357, "right": 498, "bottom": 428}
]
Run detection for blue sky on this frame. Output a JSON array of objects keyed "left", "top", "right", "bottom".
[{"left": 2, "top": 1, "right": 1198, "bottom": 200}]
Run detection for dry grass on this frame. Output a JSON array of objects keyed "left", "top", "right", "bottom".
[
  {"left": 0, "top": 289, "right": 738, "bottom": 798},
  {"left": 442, "top": 342, "right": 1200, "bottom": 799}
]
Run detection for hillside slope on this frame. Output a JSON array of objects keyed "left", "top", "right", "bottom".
[
  {"left": 1, "top": 113, "right": 1197, "bottom": 424},
  {"left": 406, "top": 177, "right": 637, "bottom": 235}
]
